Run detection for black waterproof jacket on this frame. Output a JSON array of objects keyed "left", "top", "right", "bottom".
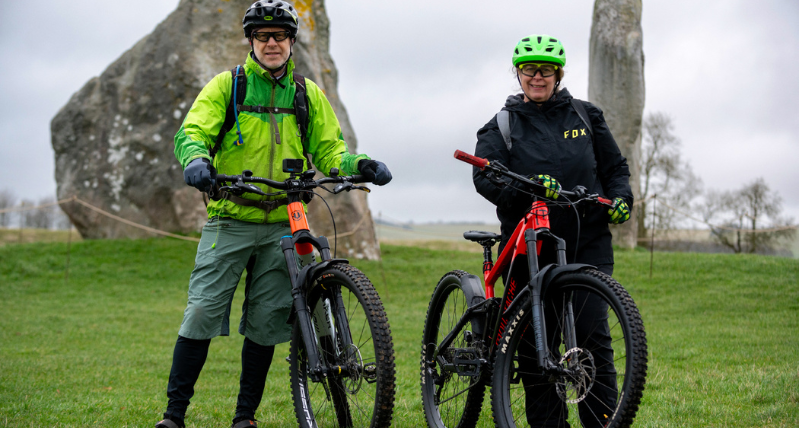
[{"left": 473, "top": 88, "right": 633, "bottom": 266}]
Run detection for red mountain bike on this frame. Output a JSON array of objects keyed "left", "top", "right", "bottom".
[{"left": 420, "top": 150, "right": 647, "bottom": 428}]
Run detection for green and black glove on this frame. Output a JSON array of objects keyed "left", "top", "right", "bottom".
[
  {"left": 534, "top": 174, "right": 561, "bottom": 199},
  {"left": 609, "top": 197, "right": 631, "bottom": 224}
]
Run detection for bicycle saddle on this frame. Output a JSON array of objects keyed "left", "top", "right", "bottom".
[{"left": 463, "top": 230, "right": 500, "bottom": 242}]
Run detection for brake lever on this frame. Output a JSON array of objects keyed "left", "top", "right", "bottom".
[
  {"left": 352, "top": 185, "right": 371, "bottom": 193},
  {"left": 333, "top": 182, "right": 353, "bottom": 194},
  {"left": 242, "top": 183, "right": 267, "bottom": 196},
  {"left": 220, "top": 180, "right": 267, "bottom": 196}
]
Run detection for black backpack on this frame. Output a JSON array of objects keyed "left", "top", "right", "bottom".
[{"left": 209, "top": 65, "right": 310, "bottom": 159}]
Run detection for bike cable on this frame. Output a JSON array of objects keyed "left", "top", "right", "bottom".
[
  {"left": 310, "top": 190, "right": 338, "bottom": 258},
  {"left": 503, "top": 181, "right": 585, "bottom": 262}
]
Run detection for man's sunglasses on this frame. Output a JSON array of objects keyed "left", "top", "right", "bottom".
[
  {"left": 252, "top": 30, "right": 291, "bottom": 43},
  {"left": 518, "top": 63, "right": 559, "bottom": 78}
]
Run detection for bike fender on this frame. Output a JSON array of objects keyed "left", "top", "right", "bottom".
[
  {"left": 286, "top": 258, "right": 350, "bottom": 324},
  {"left": 540, "top": 263, "right": 594, "bottom": 296},
  {"left": 459, "top": 273, "right": 488, "bottom": 335},
  {"left": 459, "top": 273, "right": 486, "bottom": 306}
]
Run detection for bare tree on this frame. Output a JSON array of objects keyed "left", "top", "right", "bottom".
[
  {"left": 0, "top": 188, "right": 16, "bottom": 228},
  {"left": 703, "top": 178, "right": 796, "bottom": 254},
  {"left": 638, "top": 112, "right": 703, "bottom": 240}
]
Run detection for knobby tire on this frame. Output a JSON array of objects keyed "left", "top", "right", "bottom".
[
  {"left": 491, "top": 268, "right": 647, "bottom": 428},
  {"left": 289, "top": 264, "right": 396, "bottom": 428},
  {"left": 421, "top": 270, "right": 488, "bottom": 428}
]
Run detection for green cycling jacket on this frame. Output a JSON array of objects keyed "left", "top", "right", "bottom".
[{"left": 174, "top": 54, "right": 369, "bottom": 223}]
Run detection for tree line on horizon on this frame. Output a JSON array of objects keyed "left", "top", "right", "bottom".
[{"left": 638, "top": 112, "right": 796, "bottom": 254}]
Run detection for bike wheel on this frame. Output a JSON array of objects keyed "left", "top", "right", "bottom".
[
  {"left": 421, "top": 270, "right": 488, "bottom": 428},
  {"left": 492, "top": 269, "right": 647, "bottom": 428},
  {"left": 289, "top": 264, "right": 396, "bottom": 428}
]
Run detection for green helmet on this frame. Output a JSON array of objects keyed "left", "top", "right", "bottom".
[{"left": 512, "top": 34, "right": 566, "bottom": 67}]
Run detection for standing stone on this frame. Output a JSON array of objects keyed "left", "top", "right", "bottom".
[
  {"left": 588, "top": 0, "right": 644, "bottom": 249},
  {"left": 51, "top": 0, "right": 380, "bottom": 260}
]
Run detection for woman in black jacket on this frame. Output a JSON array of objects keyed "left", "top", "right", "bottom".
[{"left": 473, "top": 34, "right": 633, "bottom": 427}]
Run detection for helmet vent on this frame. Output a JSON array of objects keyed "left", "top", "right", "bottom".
[
  {"left": 522, "top": 37, "right": 530, "bottom": 42},
  {"left": 550, "top": 38, "right": 558, "bottom": 43},
  {"left": 559, "top": 49, "right": 564, "bottom": 55},
  {"left": 537, "top": 36, "right": 542, "bottom": 43},
  {"left": 545, "top": 47, "right": 553, "bottom": 52},
  {"left": 514, "top": 48, "right": 519, "bottom": 54},
  {"left": 525, "top": 47, "right": 532, "bottom": 52}
]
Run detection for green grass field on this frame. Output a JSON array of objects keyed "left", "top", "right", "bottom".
[{"left": 1, "top": 239, "right": 797, "bottom": 427}]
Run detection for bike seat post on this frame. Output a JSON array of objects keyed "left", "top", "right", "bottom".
[{"left": 481, "top": 242, "right": 494, "bottom": 274}]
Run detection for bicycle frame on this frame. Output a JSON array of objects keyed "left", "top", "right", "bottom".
[
  {"left": 434, "top": 151, "right": 611, "bottom": 378},
  {"left": 433, "top": 199, "right": 574, "bottom": 377},
  {"left": 214, "top": 170, "right": 358, "bottom": 384}
]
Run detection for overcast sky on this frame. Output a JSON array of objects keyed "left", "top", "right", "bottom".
[{"left": 1, "top": 0, "right": 797, "bottom": 226}]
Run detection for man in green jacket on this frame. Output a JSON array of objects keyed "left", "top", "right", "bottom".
[{"left": 156, "top": 2, "right": 391, "bottom": 427}]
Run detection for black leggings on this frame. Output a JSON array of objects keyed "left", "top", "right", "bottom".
[{"left": 163, "top": 336, "right": 275, "bottom": 423}]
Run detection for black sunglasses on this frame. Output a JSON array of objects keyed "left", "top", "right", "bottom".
[{"left": 252, "top": 30, "right": 291, "bottom": 43}]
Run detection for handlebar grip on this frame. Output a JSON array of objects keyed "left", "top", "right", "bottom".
[
  {"left": 454, "top": 150, "right": 488, "bottom": 169},
  {"left": 598, "top": 197, "right": 613, "bottom": 205},
  {"left": 349, "top": 174, "right": 369, "bottom": 184}
]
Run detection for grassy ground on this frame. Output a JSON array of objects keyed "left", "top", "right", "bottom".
[
  {"left": 0, "top": 227, "right": 82, "bottom": 246},
  {"left": 1, "top": 239, "right": 797, "bottom": 427}
]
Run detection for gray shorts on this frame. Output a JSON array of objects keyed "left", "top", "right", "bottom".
[{"left": 178, "top": 217, "right": 294, "bottom": 347}]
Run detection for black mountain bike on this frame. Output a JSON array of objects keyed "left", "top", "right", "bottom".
[
  {"left": 215, "top": 160, "right": 396, "bottom": 428},
  {"left": 420, "top": 151, "right": 647, "bottom": 428}
]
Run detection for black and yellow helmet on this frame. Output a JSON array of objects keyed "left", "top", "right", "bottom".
[{"left": 242, "top": 0, "right": 299, "bottom": 38}]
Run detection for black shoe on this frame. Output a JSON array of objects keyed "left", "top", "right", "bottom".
[
  {"left": 231, "top": 416, "right": 258, "bottom": 428},
  {"left": 155, "top": 418, "right": 184, "bottom": 428}
]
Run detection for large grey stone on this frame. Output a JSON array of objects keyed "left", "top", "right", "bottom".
[
  {"left": 51, "top": 0, "right": 379, "bottom": 259},
  {"left": 588, "top": 0, "right": 645, "bottom": 249}
]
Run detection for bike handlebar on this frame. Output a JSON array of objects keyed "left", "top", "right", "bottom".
[
  {"left": 216, "top": 172, "right": 369, "bottom": 189},
  {"left": 453, "top": 150, "right": 613, "bottom": 206},
  {"left": 213, "top": 169, "right": 371, "bottom": 198}
]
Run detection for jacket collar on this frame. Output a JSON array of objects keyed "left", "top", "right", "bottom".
[
  {"left": 245, "top": 52, "right": 295, "bottom": 84},
  {"left": 504, "top": 87, "right": 574, "bottom": 113}
]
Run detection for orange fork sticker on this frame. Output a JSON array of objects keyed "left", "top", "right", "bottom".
[
  {"left": 288, "top": 201, "right": 314, "bottom": 256},
  {"left": 288, "top": 201, "right": 309, "bottom": 233}
]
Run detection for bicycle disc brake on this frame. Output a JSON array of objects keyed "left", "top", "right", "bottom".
[{"left": 556, "top": 347, "right": 596, "bottom": 404}]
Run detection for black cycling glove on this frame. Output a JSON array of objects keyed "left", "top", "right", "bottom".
[
  {"left": 183, "top": 158, "right": 217, "bottom": 192},
  {"left": 358, "top": 159, "right": 392, "bottom": 186}
]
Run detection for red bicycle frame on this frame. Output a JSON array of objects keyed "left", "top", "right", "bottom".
[{"left": 482, "top": 201, "right": 550, "bottom": 299}]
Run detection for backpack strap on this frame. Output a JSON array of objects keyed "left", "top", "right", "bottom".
[
  {"left": 210, "top": 66, "right": 247, "bottom": 159},
  {"left": 497, "top": 109, "right": 512, "bottom": 151},
  {"left": 210, "top": 69, "right": 311, "bottom": 159},
  {"left": 293, "top": 72, "right": 310, "bottom": 144},
  {"left": 570, "top": 99, "right": 593, "bottom": 138}
]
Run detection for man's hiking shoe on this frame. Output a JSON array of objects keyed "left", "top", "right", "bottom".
[
  {"left": 155, "top": 419, "right": 183, "bottom": 428},
  {"left": 231, "top": 418, "right": 257, "bottom": 427}
]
